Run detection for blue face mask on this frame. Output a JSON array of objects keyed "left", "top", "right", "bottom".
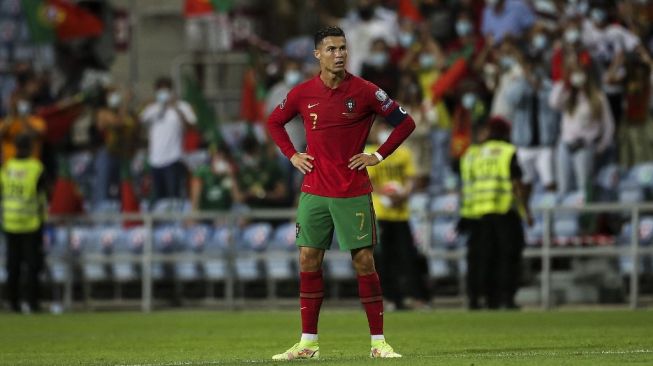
[
  {"left": 419, "top": 54, "right": 436, "bottom": 69},
  {"left": 284, "top": 70, "right": 302, "bottom": 86},
  {"left": 368, "top": 52, "right": 389, "bottom": 67},
  {"left": 455, "top": 20, "right": 472, "bottom": 37},
  {"left": 398, "top": 32, "right": 414, "bottom": 48}
]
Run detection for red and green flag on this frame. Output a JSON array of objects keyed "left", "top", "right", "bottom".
[
  {"left": 22, "top": 0, "right": 103, "bottom": 44},
  {"left": 184, "top": 0, "right": 234, "bottom": 18},
  {"left": 182, "top": 74, "right": 224, "bottom": 148}
]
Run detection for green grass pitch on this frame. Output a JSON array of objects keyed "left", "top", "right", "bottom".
[{"left": 1, "top": 309, "right": 652, "bottom": 365}]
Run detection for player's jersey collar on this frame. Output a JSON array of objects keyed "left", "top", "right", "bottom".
[{"left": 315, "top": 71, "right": 352, "bottom": 91}]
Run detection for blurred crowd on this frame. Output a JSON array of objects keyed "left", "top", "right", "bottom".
[{"left": 2, "top": 0, "right": 653, "bottom": 220}]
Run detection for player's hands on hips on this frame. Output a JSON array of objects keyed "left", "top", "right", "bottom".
[
  {"left": 348, "top": 153, "right": 380, "bottom": 170},
  {"left": 291, "top": 152, "right": 315, "bottom": 174}
]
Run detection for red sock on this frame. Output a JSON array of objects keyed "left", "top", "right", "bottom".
[
  {"left": 358, "top": 272, "right": 384, "bottom": 335},
  {"left": 300, "top": 270, "right": 324, "bottom": 334}
]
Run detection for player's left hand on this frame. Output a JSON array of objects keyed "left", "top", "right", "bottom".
[{"left": 348, "top": 153, "right": 380, "bottom": 170}]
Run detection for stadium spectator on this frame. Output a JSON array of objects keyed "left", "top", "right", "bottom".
[
  {"left": 549, "top": 62, "right": 614, "bottom": 197},
  {"left": 139, "top": 77, "right": 197, "bottom": 202},
  {"left": 0, "top": 92, "right": 46, "bottom": 164},
  {"left": 471, "top": 118, "right": 532, "bottom": 309},
  {"left": 365, "top": 123, "right": 429, "bottom": 310},
  {"left": 361, "top": 38, "right": 400, "bottom": 98},
  {"left": 267, "top": 26, "right": 415, "bottom": 360},
  {"left": 395, "top": 72, "right": 433, "bottom": 189},
  {"left": 618, "top": 48, "right": 653, "bottom": 167},
  {"left": 338, "top": 0, "right": 397, "bottom": 75},
  {"left": 92, "top": 86, "right": 139, "bottom": 205},
  {"left": 236, "top": 135, "right": 288, "bottom": 211},
  {"left": 480, "top": 0, "right": 536, "bottom": 44},
  {"left": 190, "top": 144, "right": 243, "bottom": 217},
  {"left": 2, "top": 133, "right": 46, "bottom": 313},
  {"left": 265, "top": 58, "right": 306, "bottom": 152},
  {"left": 502, "top": 41, "right": 560, "bottom": 196}
]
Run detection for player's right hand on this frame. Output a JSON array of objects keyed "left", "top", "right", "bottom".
[{"left": 290, "top": 152, "right": 314, "bottom": 174}]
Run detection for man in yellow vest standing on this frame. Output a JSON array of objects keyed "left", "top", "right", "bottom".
[
  {"left": 2, "top": 133, "right": 46, "bottom": 313},
  {"left": 471, "top": 118, "right": 533, "bottom": 309},
  {"left": 458, "top": 137, "right": 483, "bottom": 309}
]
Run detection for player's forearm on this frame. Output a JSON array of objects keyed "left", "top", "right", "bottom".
[
  {"left": 266, "top": 116, "right": 297, "bottom": 160},
  {"left": 376, "top": 117, "right": 415, "bottom": 158}
]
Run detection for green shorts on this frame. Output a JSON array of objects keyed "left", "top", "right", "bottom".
[{"left": 295, "top": 192, "right": 377, "bottom": 251}]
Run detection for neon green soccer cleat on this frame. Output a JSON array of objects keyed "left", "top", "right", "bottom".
[
  {"left": 370, "top": 339, "right": 402, "bottom": 358},
  {"left": 272, "top": 340, "right": 320, "bottom": 360}
]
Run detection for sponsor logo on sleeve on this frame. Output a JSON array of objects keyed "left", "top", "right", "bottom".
[
  {"left": 375, "top": 89, "right": 388, "bottom": 103},
  {"left": 381, "top": 99, "right": 393, "bottom": 111}
]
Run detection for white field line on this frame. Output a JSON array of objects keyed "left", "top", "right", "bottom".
[{"left": 114, "top": 349, "right": 653, "bottom": 366}]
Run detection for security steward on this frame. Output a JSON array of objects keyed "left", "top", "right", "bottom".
[
  {"left": 458, "top": 139, "right": 482, "bottom": 309},
  {"left": 2, "top": 133, "right": 46, "bottom": 313},
  {"left": 471, "top": 118, "right": 533, "bottom": 309}
]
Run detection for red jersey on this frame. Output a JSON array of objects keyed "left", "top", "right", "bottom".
[{"left": 267, "top": 72, "right": 415, "bottom": 198}]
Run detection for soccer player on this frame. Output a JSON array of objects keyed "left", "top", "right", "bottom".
[{"left": 267, "top": 26, "right": 416, "bottom": 360}]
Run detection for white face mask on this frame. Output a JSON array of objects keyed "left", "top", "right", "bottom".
[
  {"left": 377, "top": 130, "right": 391, "bottom": 143},
  {"left": 419, "top": 54, "right": 436, "bottom": 69},
  {"left": 455, "top": 20, "right": 472, "bottom": 37},
  {"left": 532, "top": 34, "right": 547, "bottom": 51},
  {"left": 462, "top": 93, "right": 477, "bottom": 110},
  {"left": 107, "top": 92, "right": 122, "bottom": 108},
  {"left": 398, "top": 32, "right": 414, "bottom": 48},
  {"left": 156, "top": 89, "right": 171, "bottom": 104},
  {"left": 17, "top": 100, "right": 31, "bottom": 116},
  {"left": 570, "top": 72, "right": 586, "bottom": 87},
  {"left": 564, "top": 29, "right": 580, "bottom": 44},
  {"left": 284, "top": 70, "right": 302, "bottom": 86},
  {"left": 368, "top": 52, "right": 389, "bottom": 67},
  {"left": 212, "top": 159, "right": 230, "bottom": 175}
]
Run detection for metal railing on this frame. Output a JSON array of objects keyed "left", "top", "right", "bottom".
[{"left": 3, "top": 203, "right": 652, "bottom": 312}]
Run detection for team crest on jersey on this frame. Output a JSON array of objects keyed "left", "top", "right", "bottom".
[
  {"left": 345, "top": 97, "right": 356, "bottom": 112},
  {"left": 375, "top": 89, "right": 388, "bottom": 103}
]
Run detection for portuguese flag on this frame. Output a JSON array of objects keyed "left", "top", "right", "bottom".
[
  {"left": 184, "top": 0, "right": 234, "bottom": 18},
  {"left": 22, "top": 0, "right": 103, "bottom": 44}
]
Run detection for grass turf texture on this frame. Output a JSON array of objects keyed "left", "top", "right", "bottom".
[{"left": 0, "top": 309, "right": 652, "bottom": 365}]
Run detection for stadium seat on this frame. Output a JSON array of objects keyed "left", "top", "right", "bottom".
[
  {"left": 266, "top": 222, "right": 297, "bottom": 281},
  {"left": 554, "top": 190, "right": 585, "bottom": 245},
  {"left": 112, "top": 227, "right": 142, "bottom": 282},
  {"left": 234, "top": 223, "right": 272, "bottom": 281},
  {"left": 175, "top": 225, "right": 212, "bottom": 281},
  {"left": 79, "top": 226, "right": 110, "bottom": 282},
  {"left": 203, "top": 226, "right": 230, "bottom": 281},
  {"left": 428, "top": 257, "right": 450, "bottom": 279},
  {"left": 431, "top": 220, "right": 459, "bottom": 248},
  {"left": 152, "top": 225, "right": 184, "bottom": 280},
  {"left": 594, "top": 163, "right": 621, "bottom": 202},
  {"left": 44, "top": 226, "right": 71, "bottom": 284},
  {"left": 429, "top": 192, "right": 460, "bottom": 217},
  {"left": 325, "top": 238, "right": 355, "bottom": 282}
]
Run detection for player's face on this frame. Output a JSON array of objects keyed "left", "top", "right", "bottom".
[{"left": 315, "top": 36, "right": 347, "bottom": 73}]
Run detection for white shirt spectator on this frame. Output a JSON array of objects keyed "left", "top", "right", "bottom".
[{"left": 140, "top": 101, "right": 197, "bottom": 167}]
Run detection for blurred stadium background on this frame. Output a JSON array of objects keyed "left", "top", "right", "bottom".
[
  {"left": 1, "top": 0, "right": 653, "bottom": 364},
  {"left": 0, "top": 0, "right": 652, "bottom": 320}
]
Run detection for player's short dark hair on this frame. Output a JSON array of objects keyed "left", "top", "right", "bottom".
[{"left": 314, "top": 26, "right": 346, "bottom": 48}]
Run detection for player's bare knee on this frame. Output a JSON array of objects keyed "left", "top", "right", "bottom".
[
  {"left": 351, "top": 248, "right": 376, "bottom": 275},
  {"left": 299, "top": 249, "right": 323, "bottom": 272}
]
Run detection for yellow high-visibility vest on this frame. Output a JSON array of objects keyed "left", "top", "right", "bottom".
[
  {"left": 1, "top": 158, "right": 44, "bottom": 233},
  {"left": 471, "top": 140, "right": 516, "bottom": 216},
  {"left": 460, "top": 144, "right": 480, "bottom": 219}
]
